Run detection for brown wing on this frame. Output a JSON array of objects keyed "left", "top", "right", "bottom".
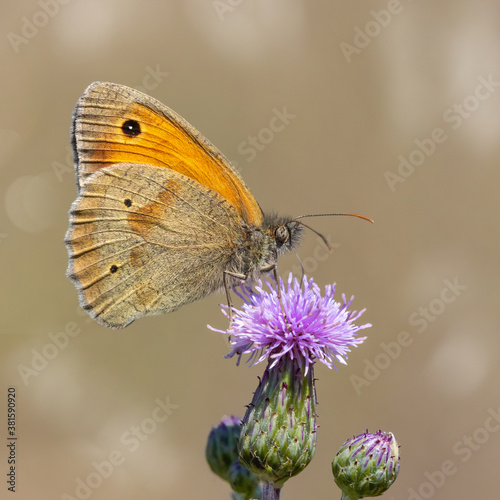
[
  {"left": 71, "top": 81, "right": 263, "bottom": 226},
  {"left": 65, "top": 163, "right": 244, "bottom": 328}
]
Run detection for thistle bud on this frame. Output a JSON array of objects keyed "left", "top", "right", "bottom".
[
  {"left": 238, "top": 356, "right": 317, "bottom": 489},
  {"left": 205, "top": 415, "right": 242, "bottom": 482},
  {"left": 227, "top": 460, "right": 262, "bottom": 499},
  {"left": 332, "top": 430, "right": 400, "bottom": 499},
  {"left": 209, "top": 275, "right": 371, "bottom": 496}
]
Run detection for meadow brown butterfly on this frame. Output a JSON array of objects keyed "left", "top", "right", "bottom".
[{"left": 65, "top": 82, "right": 304, "bottom": 328}]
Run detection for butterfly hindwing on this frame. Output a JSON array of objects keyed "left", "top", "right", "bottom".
[{"left": 65, "top": 162, "right": 244, "bottom": 328}]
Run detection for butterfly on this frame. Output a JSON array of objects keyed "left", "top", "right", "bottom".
[{"left": 65, "top": 82, "right": 304, "bottom": 329}]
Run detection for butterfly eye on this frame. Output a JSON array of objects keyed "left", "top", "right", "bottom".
[
  {"left": 275, "top": 225, "right": 290, "bottom": 245},
  {"left": 109, "top": 265, "right": 118, "bottom": 274},
  {"left": 121, "top": 119, "right": 141, "bottom": 137},
  {"left": 124, "top": 198, "right": 132, "bottom": 207}
]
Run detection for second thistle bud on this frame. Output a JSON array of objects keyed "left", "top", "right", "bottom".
[
  {"left": 332, "top": 430, "right": 400, "bottom": 499},
  {"left": 206, "top": 415, "right": 262, "bottom": 499},
  {"left": 227, "top": 460, "right": 262, "bottom": 499},
  {"left": 238, "top": 355, "right": 317, "bottom": 489},
  {"left": 206, "top": 415, "right": 241, "bottom": 482}
]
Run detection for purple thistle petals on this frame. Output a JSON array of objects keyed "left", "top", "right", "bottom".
[{"left": 209, "top": 273, "right": 371, "bottom": 371}]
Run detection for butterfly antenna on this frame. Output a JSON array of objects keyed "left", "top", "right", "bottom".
[
  {"left": 294, "top": 221, "right": 331, "bottom": 250},
  {"left": 292, "top": 212, "right": 373, "bottom": 254},
  {"left": 294, "top": 213, "right": 374, "bottom": 224}
]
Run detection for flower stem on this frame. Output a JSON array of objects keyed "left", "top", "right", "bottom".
[
  {"left": 340, "top": 492, "right": 359, "bottom": 500},
  {"left": 262, "top": 482, "right": 281, "bottom": 500}
]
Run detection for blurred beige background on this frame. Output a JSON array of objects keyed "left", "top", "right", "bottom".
[{"left": 1, "top": 1, "right": 499, "bottom": 499}]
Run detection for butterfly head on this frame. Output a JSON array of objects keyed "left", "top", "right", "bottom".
[{"left": 263, "top": 213, "right": 303, "bottom": 257}]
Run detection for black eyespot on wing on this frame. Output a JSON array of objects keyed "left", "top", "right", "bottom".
[
  {"left": 124, "top": 198, "right": 132, "bottom": 207},
  {"left": 110, "top": 265, "right": 118, "bottom": 274},
  {"left": 121, "top": 120, "right": 141, "bottom": 137}
]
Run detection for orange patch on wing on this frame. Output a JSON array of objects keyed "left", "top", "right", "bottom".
[
  {"left": 130, "top": 245, "right": 147, "bottom": 269},
  {"left": 127, "top": 179, "right": 179, "bottom": 235},
  {"left": 134, "top": 286, "right": 159, "bottom": 309},
  {"left": 79, "top": 99, "right": 262, "bottom": 226}
]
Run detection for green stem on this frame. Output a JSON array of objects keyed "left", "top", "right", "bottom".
[
  {"left": 262, "top": 482, "right": 281, "bottom": 500},
  {"left": 340, "top": 492, "right": 360, "bottom": 500}
]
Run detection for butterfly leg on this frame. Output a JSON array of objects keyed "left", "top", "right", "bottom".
[
  {"left": 223, "top": 270, "right": 247, "bottom": 327},
  {"left": 223, "top": 266, "right": 289, "bottom": 328},
  {"left": 259, "top": 264, "right": 289, "bottom": 326}
]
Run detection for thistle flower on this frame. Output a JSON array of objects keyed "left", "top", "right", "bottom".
[
  {"left": 210, "top": 274, "right": 371, "bottom": 497},
  {"left": 332, "top": 430, "right": 400, "bottom": 499},
  {"left": 210, "top": 274, "right": 370, "bottom": 373}
]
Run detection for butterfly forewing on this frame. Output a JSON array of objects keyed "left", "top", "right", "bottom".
[{"left": 72, "top": 82, "right": 263, "bottom": 225}]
